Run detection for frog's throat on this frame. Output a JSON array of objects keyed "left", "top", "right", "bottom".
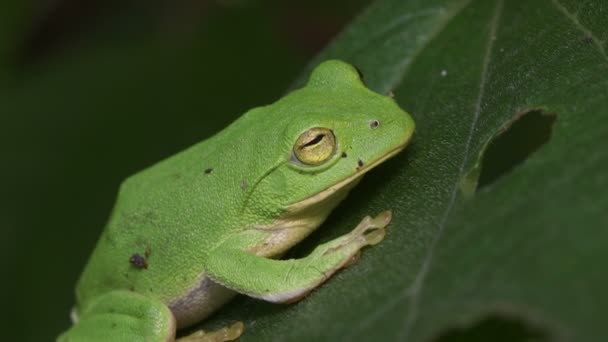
[{"left": 286, "top": 142, "right": 408, "bottom": 213}]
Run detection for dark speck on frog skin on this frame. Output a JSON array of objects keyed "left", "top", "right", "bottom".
[
  {"left": 341, "top": 152, "right": 348, "bottom": 158},
  {"left": 130, "top": 254, "right": 148, "bottom": 269},
  {"left": 357, "top": 159, "right": 364, "bottom": 170},
  {"left": 204, "top": 168, "right": 214, "bottom": 175}
]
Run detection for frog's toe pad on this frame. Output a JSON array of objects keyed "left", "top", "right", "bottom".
[
  {"left": 356, "top": 210, "right": 392, "bottom": 246},
  {"left": 363, "top": 227, "right": 386, "bottom": 245},
  {"left": 178, "top": 322, "right": 244, "bottom": 342}
]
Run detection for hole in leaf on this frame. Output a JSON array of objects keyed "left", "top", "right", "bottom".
[
  {"left": 461, "top": 109, "right": 556, "bottom": 195},
  {"left": 433, "top": 315, "right": 551, "bottom": 342}
]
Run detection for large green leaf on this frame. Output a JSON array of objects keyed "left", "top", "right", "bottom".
[{"left": 202, "top": 0, "right": 608, "bottom": 341}]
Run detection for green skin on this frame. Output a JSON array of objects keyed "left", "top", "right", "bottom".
[{"left": 58, "top": 60, "right": 415, "bottom": 342}]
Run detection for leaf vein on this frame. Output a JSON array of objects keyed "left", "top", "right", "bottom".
[
  {"left": 398, "top": 0, "right": 504, "bottom": 339},
  {"left": 550, "top": 0, "right": 608, "bottom": 64}
]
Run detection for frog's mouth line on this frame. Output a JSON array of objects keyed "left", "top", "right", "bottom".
[{"left": 286, "top": 140, "right": 410, "bottom": 212}]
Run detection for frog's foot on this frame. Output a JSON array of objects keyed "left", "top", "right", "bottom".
[
  {"left": 323, "top": 212, "right": 386, "bottom": 269},
  {"left": 205, "top": 210, "right": 392, "bottom": 304},
  {"left": 177, "top": 322, "right": 244, "bottom": 342},
  {"left": 305, "top": 210, "right": 391, "bottom": 275},
  {"left": 316, "top": 210, "right": 391, "bottom": 258}
]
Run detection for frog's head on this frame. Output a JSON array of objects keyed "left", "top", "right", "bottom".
[{"left": 258, "top": 60, "right": 415, "bottom": 218}]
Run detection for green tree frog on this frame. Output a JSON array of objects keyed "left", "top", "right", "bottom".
[{"left": 58, "top": 60, "right": 415, "bottom": 341}]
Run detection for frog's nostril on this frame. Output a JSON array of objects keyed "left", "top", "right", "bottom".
[{"left": 369, "top": 120, "right": 380, "bottom": 129}]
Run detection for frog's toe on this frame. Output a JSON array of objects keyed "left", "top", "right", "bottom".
[
  {"left": 363, "top": 226, "right": 386, "bottom": 245},
  {"left": 352, "top": 210, "right": 392, "bottom": 246},
  {"left": 178, "top": 322, "right": 244, "bottom": 342}
]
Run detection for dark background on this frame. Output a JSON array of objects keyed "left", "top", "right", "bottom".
[{"left": 1, "top": 1, "right": 369, "bottom": 340}]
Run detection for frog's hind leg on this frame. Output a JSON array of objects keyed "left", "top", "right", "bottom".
[{"left": 58, "top": 290, "right": 176, "bottom": 342}]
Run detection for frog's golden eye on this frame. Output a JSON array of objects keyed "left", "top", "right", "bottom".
[{"left": 293, "top": 127, "right": 336, "bottom": 166}]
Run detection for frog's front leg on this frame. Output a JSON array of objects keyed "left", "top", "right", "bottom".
[
  {"left": 206, "top": 211, "right": 391, "bottom": 303},
  {"left": 58, "top": 290, "right": 175, "bottom": 342}
]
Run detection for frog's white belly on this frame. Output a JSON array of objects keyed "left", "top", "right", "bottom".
[{"left": 168, "top": 274, "right": 236, "bottom": 329}]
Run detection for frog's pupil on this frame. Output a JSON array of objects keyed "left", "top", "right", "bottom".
[{"left": 302, "top": 134, "right": 325, "bottom": 148}]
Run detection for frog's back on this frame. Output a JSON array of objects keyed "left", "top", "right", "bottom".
[{"left": 75, "top": 104, "right": 291, "bottom": 309}]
